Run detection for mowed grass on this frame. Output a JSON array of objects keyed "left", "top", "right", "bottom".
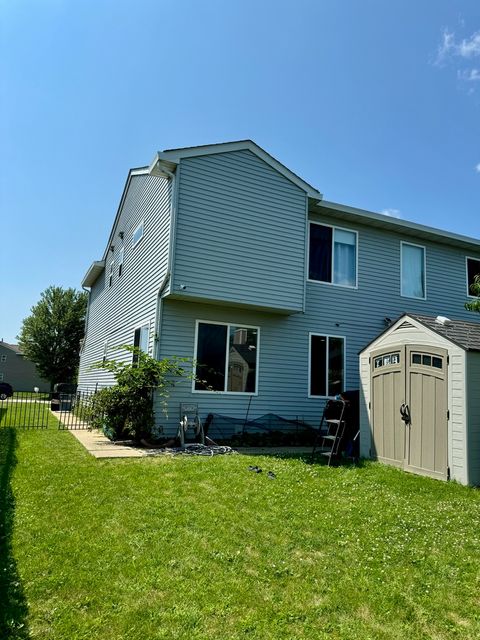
[{"left": 1, "top": 427, "right": 480, "bottom": 639}]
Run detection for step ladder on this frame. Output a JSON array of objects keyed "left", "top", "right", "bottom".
[{"left": 311, "top": 399, "right": 347, "bottom": 465}]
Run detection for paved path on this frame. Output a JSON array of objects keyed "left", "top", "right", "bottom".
[{"left": 67, "top": 427, "right": 313, "bottom": 460}]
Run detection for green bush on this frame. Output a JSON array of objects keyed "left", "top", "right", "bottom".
[{"left": 89, "top": 347, "right": 189, "bottom": 441}]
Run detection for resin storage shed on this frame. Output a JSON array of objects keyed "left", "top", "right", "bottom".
[{"left": 359, "top": 314, "right": 480, "bottom": 486}]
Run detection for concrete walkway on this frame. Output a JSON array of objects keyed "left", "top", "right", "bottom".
[{"left": 67, "top": 427, "right": 312, "bottom": 460}]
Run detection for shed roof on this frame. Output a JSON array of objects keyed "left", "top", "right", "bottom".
[{"left": 410, "top": 314, "right": 480, "bottom": 352}]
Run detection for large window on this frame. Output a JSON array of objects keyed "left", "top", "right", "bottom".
[
  {"left": 401, "top": 242, "right": 426, "bottom": 299},
  {"left": 466, "top": 257, "right": 480, "bottom": 296},
  {"left": 309, "top": 334, "right": 345, "bottom": 397},
  {"left": 133, "top": 324, "right": 149, "bottom": 364},
  {"left": 194, "top": 321, "right": 259, "bottom": 393},
  {"left": 309, "top": 223, "right": 357, "bottom": 287}
]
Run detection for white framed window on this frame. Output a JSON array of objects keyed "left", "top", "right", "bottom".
[
  {"left": 132, "top": 221, "right": 144, "bottom": 248},
  {"left": 401, "top": 242, "right": 426, "bottom": 299},
  {"left": 108, "top": 260, "right": 114, "bottom": 287},
  {"left": 193, "top": 321, "right": 259, "bottom": 394},
  {"left": 0, "top": 355, "right": 6, "bottom": 363},
  {"left": 309, "top": 333, "right": 345, "bottom": 398},
  {"left": 308, "top": 222, "right": 358, "bottom": 288},
  {"left": 466, "top": 256, "right": 480, "bottom": 297},
  {"left": 118, "top": 247, "right": 125, "bottom": 277},
  {"left": 133, "top": 324, "right": 149, "bottom": 364},
  {"left": 0, "top": 373, "right": 4, "bottom": 381}
]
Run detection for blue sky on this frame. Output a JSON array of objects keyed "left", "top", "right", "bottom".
[{"left": 1, "top": 0, "right": 480, "bottom": 343}]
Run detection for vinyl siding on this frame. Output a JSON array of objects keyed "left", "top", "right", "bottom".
[
  {"left": 77, "top": 174, "right": 172, "bottom": 389},
  {"left": 466, "top": 352, "right": 480, "bottom": 485},
  {"left": 172, "top": 150, "right": 307, "bottom": 313}
]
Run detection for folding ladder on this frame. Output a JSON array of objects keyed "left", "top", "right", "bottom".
[{"left": 311, "top": 399, "right": 347, "bottom": 465}]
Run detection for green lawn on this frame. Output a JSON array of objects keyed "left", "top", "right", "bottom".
[{"left": 1, "top": 427, "right": 480, "bottom": 640}]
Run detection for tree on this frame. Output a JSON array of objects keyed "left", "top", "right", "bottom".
[
  {"left": 465, "top": 275, "right": 480, "bottom": 313},
  {"left": 17, "top": 286, "right": 88, "bottom": 387}
]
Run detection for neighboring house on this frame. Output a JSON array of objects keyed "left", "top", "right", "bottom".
[
  {"left": 0, "top": 341, "right": 50, "bottom": 392},
  {"left": 78, "top": 140, "right": 480, "bottom": 447}
]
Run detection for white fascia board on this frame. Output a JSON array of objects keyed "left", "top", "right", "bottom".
[
  {"left": 318, "top": 200, "right": 480, "bottom": 251},
  {"left": 154, "top": 140, "right": 323, "bottom": 199},
  {"left": 81, "top": 261, "right": 105, "bottom": 288}
]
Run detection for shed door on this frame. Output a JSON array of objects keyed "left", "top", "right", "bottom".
[
  {"left": 371, "top": 348, "right": 405, "bottom": 467},
  {"left": 370, "top": 345, "right": 448, "bottom": 480},
  {"left": 405, "top": 346, "right": 448, "bottom": 480}
]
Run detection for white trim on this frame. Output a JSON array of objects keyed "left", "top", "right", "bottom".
[
  {"left": 400, "top": 241, "right": 427, "bottom": 300},
  {"left": 192, "top": 319, "right": 260, "bottom": 395},
  {"left": 132, "top": 220, "right": 144, "bottom": 248},
  {"left": 319, "top": 199, "right": 480, "bottom": 252},
  {"left": 308, "top": 332, "right": 347, "bottom": 399},
  {"left": 132, "top": 322, "right": 150, "bottom": 359},
  {"left": 465, "top": 255, "right": 480, "bottom": 298},
  {"left": 150, "top": 140, "right": 322, "bottom": 199},
  {"left": 308, "top": 221, "right": 359, "bottom": 289}
]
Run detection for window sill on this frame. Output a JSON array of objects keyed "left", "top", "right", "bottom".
[
  {"left": 191, "top": 389, "right": 258, "bottom": 396},
  {"left": 307, "top": 279, "right": 358, "bottom": 290}
]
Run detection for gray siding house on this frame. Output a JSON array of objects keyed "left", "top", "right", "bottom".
[
  {"left": 78, "top": 141, "right": 480, "bottom": 447},
  {"left": 0, "top": 341, "right": 49, "bottom": 392}
]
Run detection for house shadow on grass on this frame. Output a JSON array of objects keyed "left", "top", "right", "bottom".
[{"left": 0, "top": 426, "right": 30, "bottom": 639}]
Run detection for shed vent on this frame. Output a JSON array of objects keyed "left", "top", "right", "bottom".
[
  {"left": 435, "top": 316, "right": 452, "bottom": 326},
  {"left": 395, "top": 321, "right": 415, "bottom": 330}
]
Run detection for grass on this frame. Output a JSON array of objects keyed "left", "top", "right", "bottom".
[{"left": 1, "top": 427, "right": 480, "bottom": 639}]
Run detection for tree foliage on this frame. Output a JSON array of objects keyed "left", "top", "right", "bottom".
[
  {"left": 17, "top": 286, "right": 88, "bottom": 386},
  {"left": 465, "top": 275, "right": 480, "bottom": 313},
  {"left": 88, "top": 346, "right": 190, "bottom": 441}
]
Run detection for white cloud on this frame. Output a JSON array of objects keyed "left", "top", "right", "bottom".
[
  {"left": 475, "top": 163, "right": 480, "bottom": 173},
  {"left": 438, "top": 29, "right": 480, "bottom": 61},
  {"left": 458, "top": 68, "right": 480, "bottom": 81},
  {"left": 381, "top": 208, "right": 402, "bottom": 218},
  {"left": 458, "top": 32, "right": 480, "bottom": 57}
]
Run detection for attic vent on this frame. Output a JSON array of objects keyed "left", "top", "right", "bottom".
[
  {"left": 395, "top": 321, "right": 415, "bottom": 330},
  {"left": 435, "top": 316, "right": 452, "bottom": 326}
]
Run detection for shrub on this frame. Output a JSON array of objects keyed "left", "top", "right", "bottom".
[{"left": 89, "top": 347, "right": 189, "bottom": 441}]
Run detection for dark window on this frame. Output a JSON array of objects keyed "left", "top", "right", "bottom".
[
  {"left": 310, "top": 335, "right": 344, "bottom": 397},
  {"left": 467, "top": 258, "right": 480, "bottom": 295},
  {"left": 422, "top": 355, "right": 432, "bottom": 366},
  {"left": 118, "top": 247, "right": 124, "bottom": 277},
  {"left": 309, "top": 224, "right": 332, "bottom": 282},
  {"left": 195, "top": 323, "right": 228, "bottom": 391},
  {"left": 132, "top": 325, "right": 149, "bottom": 365},
  {"left": 412, "top": 353, "right": 422, "bottom": 365},
  {"left": 194, "top": 323, "right": 259, "bottom": 393},
  {"left": 108, "top": 261, "right": 114, "bottom": 287},
  {"left": 432, "top": 357, "right": 443, "bottom": 369}
]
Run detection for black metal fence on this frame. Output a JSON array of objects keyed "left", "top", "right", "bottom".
[{"left": 0, "top": 390, "right": 96, "bottom": 430}]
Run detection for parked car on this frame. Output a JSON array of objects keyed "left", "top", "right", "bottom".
[{"left": 0, "top": 382, "right": 14, "bottom": 400}]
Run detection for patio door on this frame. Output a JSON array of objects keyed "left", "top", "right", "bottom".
[{"left": 370, "top": 345, "right": 448, "bottom": 480}]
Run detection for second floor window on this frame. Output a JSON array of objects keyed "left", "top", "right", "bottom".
[
  {"left": 108, "top": 260, "right": 114, "bottom": 287},
  {"left": 401, "top": 242, "right": 425, "bottom": 299},
  {"left": 309, "top": 223, "right": 357, "bottom": 287},
  {"left": 466, "top": 257, "right": 480, "bottom": 296}
]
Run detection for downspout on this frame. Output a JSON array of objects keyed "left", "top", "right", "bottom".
[
  {"left": 153, "top": 165, "right": 181, "bottom": 360},
  {"left": 81, "top": 285, "right": 91, "bottom": 354}
]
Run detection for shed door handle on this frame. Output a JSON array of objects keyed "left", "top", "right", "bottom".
[{"left": 400, "top": 403, "right": 411, "bottom": 425}]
